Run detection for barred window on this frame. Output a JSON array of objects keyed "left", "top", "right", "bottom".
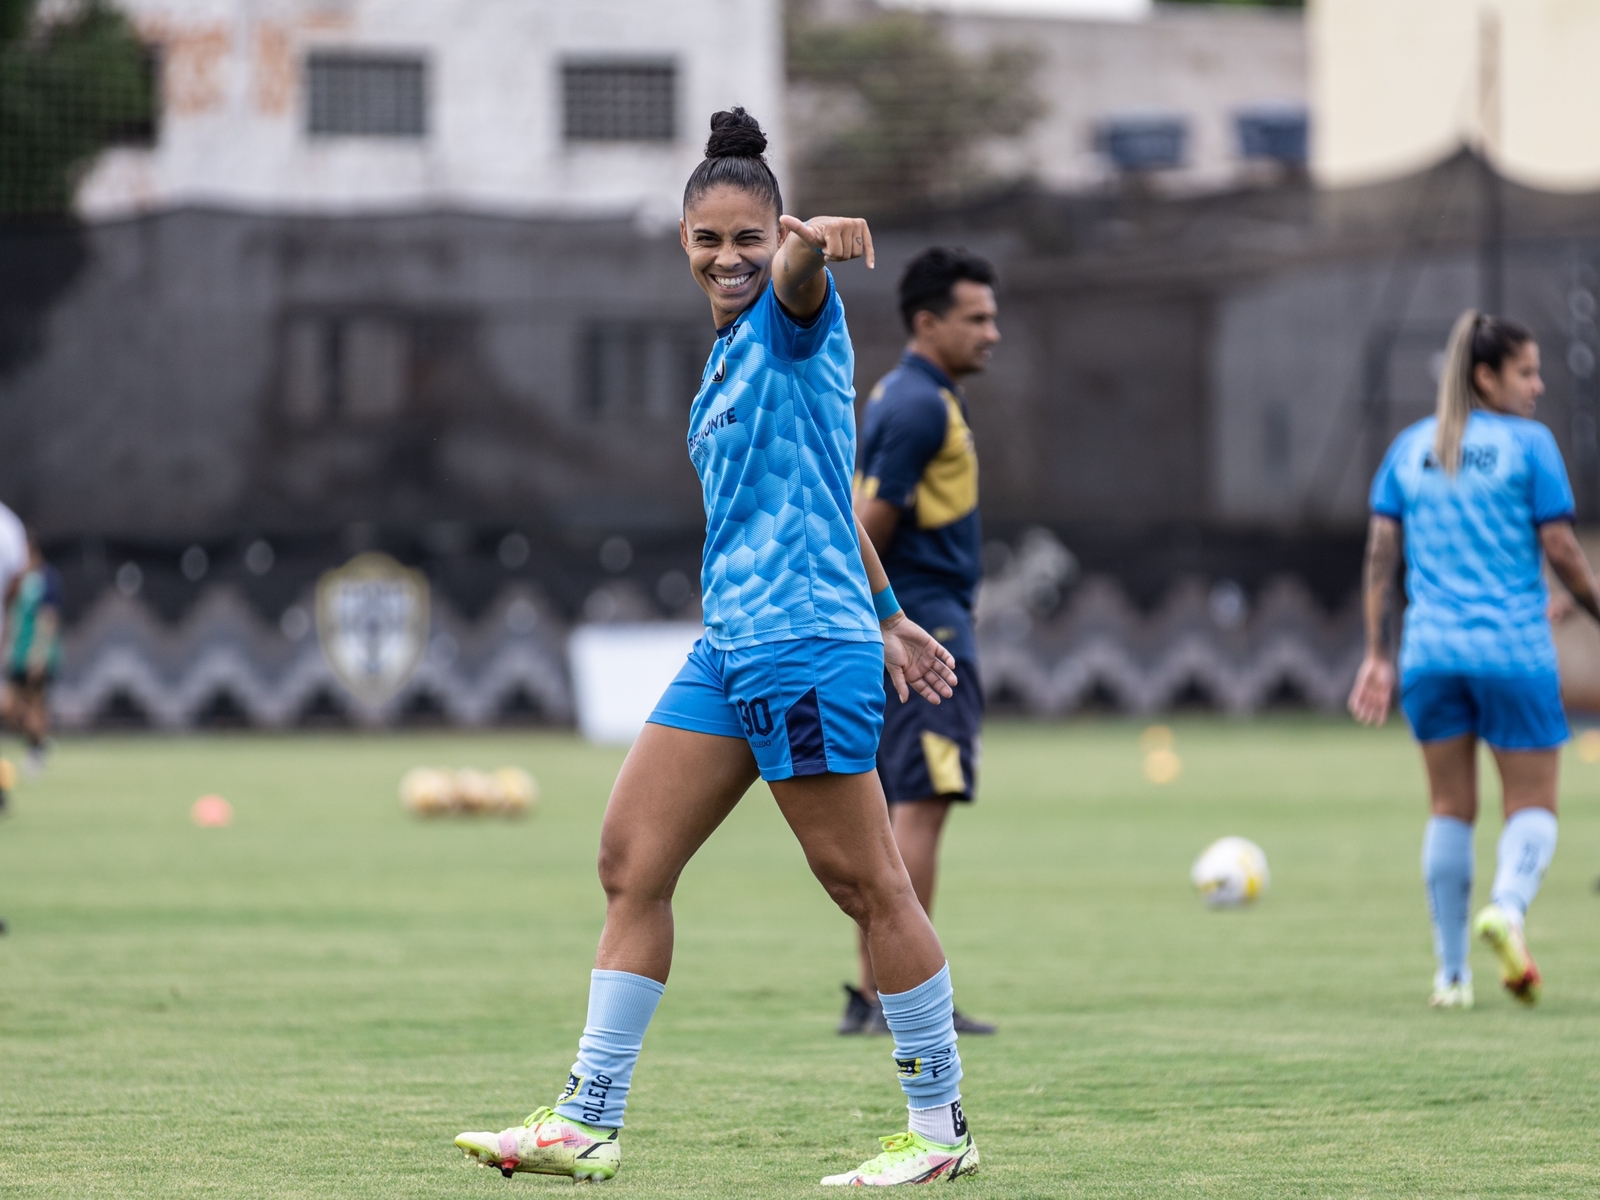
[
  {"left": 307, "top": 53, "right": 426, "bottom": 138},
  {"left": 563, "top": 61, "right": 675, "bottom": 142},
  {"left": 108, "top": 46, "right": 161, "bottom": 147}
]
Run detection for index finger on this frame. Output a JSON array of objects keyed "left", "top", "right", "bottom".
[
  {"left": 861, "top": 221, "right": 875, "bottom": 270},
  {"left": 779, "top": 214, "right": 823, "bottom": 246}
]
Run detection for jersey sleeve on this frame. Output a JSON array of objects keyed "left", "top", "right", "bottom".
[
  {"left": 1369, "top": 434, "right": 1406, "bottom": 519},
  {"left": 859, "top": 390, "right": 948, "bottom": 510},
  {"left": 758, "top": 272, "right": 842, "bottom": 363},
  {"left": 1525, "top": 423, "right": 1577, "bottom": 524}
]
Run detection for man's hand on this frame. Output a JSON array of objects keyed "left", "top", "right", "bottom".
[
  {"left": 1347, "top": 653, "right": 1396, "bottom": 726},
  {"left": 882, "top": 613, "right": 957, "bottom": 705}
]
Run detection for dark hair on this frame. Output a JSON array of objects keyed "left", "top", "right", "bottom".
[
  {"left": 1434, "top": 309, "right": 1535, "bottom": 473},
  {"left": 898, "top": 247, "right": 997, "bottom": 332},
  {"left": 682, "top": 107, "right": 782, "bottom": 216}
]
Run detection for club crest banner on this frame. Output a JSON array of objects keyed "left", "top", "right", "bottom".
[{"left": 316, "top": 553, "right": 430, "bottom": 705}]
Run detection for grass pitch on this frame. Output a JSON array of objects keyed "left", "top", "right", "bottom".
[{"left": 3, "top": 718, "right": 1600, "bottom": 1197}]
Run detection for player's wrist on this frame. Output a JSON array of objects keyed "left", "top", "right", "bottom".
[{"left": 872, "top": 583, "right": 902, "bottom": 624}]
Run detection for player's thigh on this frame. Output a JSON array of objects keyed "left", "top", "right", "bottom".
[
  {"left": 601, "top": 641, "right": 761, "bottom": 895},
  {"left": 600, "top": 724, "right": 758, "bottom": 895},
  {"left": 770, "top": 768, "right": 908, "bottom": 904},
  {"left": 1473, "top": 673, "right": 1565, "bottom": 816},
  {"left": 890, "top": 797, "right": 953, "bottom": 844}
]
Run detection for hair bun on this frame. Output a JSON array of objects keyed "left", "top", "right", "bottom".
[{"left": 705, "top": 107, "right": 768, "bottom": 160}]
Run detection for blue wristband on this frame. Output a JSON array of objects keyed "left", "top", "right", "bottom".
[{"left": 872, "top": 585, "right": 901, "bottom": 622}]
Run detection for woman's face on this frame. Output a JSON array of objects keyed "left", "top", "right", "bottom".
[
  {"left": 1475, "top": 340, "right": 1544, "bottom": 417},
  {"left": 680, "top": 184, "right": 780, "bottom": 322}
]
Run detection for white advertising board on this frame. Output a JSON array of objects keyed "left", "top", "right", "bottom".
[{"left": 568, "top": 623, "right": 704, "bottom": 745}]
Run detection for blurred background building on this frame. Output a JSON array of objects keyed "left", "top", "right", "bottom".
[{"left": 3, "top": 0, "right": 1599, "bottom": 728}]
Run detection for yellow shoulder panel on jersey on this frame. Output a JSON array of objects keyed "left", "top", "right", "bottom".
[{"left": 913, "top": 389, "right": 978, "bottom": 529}]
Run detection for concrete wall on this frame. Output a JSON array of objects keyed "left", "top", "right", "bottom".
[
  {"left": 78, "top": 0, "right": 785, "bottom": 226},
  {"left": 795, "top": 0, "right": 1304, "bottom": 197},
  {"left": 942, "top": 3, "right": 1305, "bottom": 194}
]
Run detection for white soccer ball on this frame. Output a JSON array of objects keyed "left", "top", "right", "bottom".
[{"left": 1191, "top": 836, "right": 1270, "bottom": 908}]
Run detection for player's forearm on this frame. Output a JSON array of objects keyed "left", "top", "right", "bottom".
[
  {"left": 1542, "top": 523, "right": 1600, "bottom": 624},
  {"left": 773, "top": 234, "right": 827, "bottom": 317},
  {"left": 855, "top": 517, "right": 892, "bottom": 599},
  {"left": 1362, "top": 517, "right": 1402, "bottom": 657},
  {"left": 853, "top": 496, "right": 899, "bottom": 557}
]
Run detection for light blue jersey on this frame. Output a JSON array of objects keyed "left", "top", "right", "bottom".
[
  {"left": 1370, "top": 411, "right": 1575, "bottom": 677},
  {"left": 688, "top": 272, "right": 879, "bottom": 650}
]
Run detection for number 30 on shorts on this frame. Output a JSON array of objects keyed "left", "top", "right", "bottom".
[{"left": 735, "top": 697, "right": 774, "bottom": 737}]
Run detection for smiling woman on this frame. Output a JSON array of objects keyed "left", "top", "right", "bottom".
[{"left": 453, "top": 108, "right": 981, "bottom": 1189}]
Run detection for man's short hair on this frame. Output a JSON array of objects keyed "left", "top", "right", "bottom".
[{"left": 898, "top": 247, "right": 997, "bottom": 333}]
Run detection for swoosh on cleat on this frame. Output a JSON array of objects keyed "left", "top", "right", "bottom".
[{"left": 535, "top": 1133, "right": 569, "bottom": 1147}]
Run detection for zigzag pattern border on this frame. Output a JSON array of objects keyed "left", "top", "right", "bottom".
[{"left": 44, "top": 573, "right": 1362, "bottom": 729}]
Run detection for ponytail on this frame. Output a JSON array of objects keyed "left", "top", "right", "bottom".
[{"left": 1433, "top": 309, "right": 1534, "bottom": 474}]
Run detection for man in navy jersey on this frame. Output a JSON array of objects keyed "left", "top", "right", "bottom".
[{"left": 840, "top": 247, "right": 1000, "bottom": 1036}]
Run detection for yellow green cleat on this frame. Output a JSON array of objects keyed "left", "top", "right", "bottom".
[
  {"left": 456, "top": 1106, "right": 620, "bottom": 1182},
  {"left": 821, "top": 1130, "right": 979, "bottom": 1186},
  {"left": 1428, "top": 981, "right": 1474, "bottom": 1009},
  {"left": 1473, "top": 904, "right": 1542, "bottom": 1006}
]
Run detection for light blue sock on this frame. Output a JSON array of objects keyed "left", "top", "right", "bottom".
[
  {"left": 1422, "top": 817, "right": 1474, "bottom": 986},
  {"left": 878, "top": 963, "right": 963, "bottom": 1112},
  {"left": 1491, "top": 808, "right": 1559, "bottom": 920},
  {"left": 553, "top": 969, "right": 664, "bottom": 1130}
]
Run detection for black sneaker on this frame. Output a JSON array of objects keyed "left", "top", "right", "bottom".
[
  {"left": 952, "top": 1007, "right": 996, "bottom": 1035},
  {"left": 838, "top": 984, "right": 890, "bottom": 1035}
]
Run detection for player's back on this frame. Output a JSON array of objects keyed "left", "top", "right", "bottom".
[{"left": 1371, "top": 411, "right": 1574, "bottom": 675}]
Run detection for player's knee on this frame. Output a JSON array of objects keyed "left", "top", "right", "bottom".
[
  {"left": 820, "top": 874, "right": 872, "bottom": 925},
  {"left": 596, "top": 838, "right": 645, "bottom": 901},
  {"left": 815, "top": 859, "right": 908, "bottom": 926}
]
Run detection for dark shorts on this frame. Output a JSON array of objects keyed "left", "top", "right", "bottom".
[
  {"left": 1400, "top": 671, "right": 1569, "bottom": 751},
  {"left": 878, "top": 658, "right": 983, "bottom": 803},
  {"left": 6, "top": 667, "right": 53, "bottom": 689}
]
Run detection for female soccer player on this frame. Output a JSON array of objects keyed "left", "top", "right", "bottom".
[
  {"left": 1350, "top": 310, "right": 1600, "bottom": 1009},
  {"left": 456, "top": 109, "right": 980, "bottom": 1186}
]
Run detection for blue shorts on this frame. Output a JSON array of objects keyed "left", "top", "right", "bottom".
[
  {"left": 878, "top": 658, "right": 983, "bottom": 803},
  {"left": 1400, "top": 671, "right": 1569, "bottom": 751},
  {"left": 647, "top": 637, "right": 886, "bottom": 781}
]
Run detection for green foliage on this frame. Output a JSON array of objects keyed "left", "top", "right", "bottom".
[
  {"left": 0, "top": 0, "right": 153, "bottom": 216},
  {"left": 5, "top": 722, "right": 1600, "bottom": 1195},
  {"left": 788, "top": 12, "right": 1042, "bottom": 216}
]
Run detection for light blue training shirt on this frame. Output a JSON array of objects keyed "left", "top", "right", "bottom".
[
  {"left": 687, "top": 271, "right": 880, "bottom": 651},
  {"left": 1369, "top": 411, "right": 1575, "bottom": 677}
]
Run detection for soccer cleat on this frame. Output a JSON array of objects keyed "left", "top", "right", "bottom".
[
  {"left": 1428, "top": 981, "right": 1474, "bottom": 1009},
  {"left": 1474, "top": 904, "right": 1542, "bottom": 1005},
  {"left": 951, "top": 1007, "right": 996, "bottom": 1035},
  {"left": 456, "top": 1106, "right": 620, "bottom": 1182},
  {"left": 839, "top": 984, "right": 890, "bottom": 1035},
  {"left": 821, "top": 1130, "right": 978, "bottom": 1186}
]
